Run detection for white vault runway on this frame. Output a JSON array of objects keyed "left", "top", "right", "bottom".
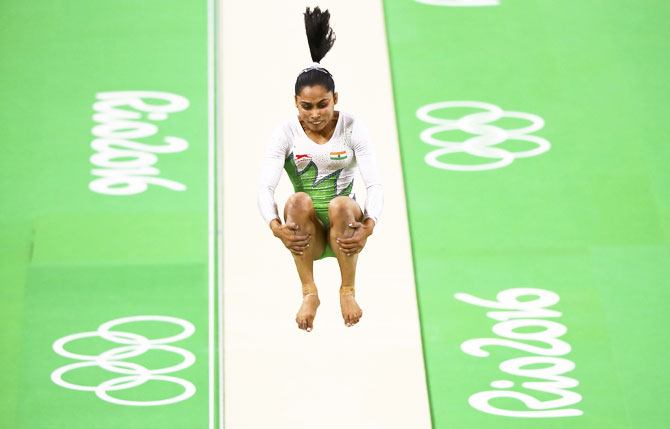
[{"left": 220, "top": 1, "right": 431, "bottom": 427}]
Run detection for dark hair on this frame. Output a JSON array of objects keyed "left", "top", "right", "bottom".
[{"left": 294, "top": 7, "right": 336, "bottom": 96}]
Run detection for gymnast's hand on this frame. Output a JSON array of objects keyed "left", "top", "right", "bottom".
[
  {"left": 336, "top": 218, "right": 375, "bottom": 256},
  {"left": 270, "top": 220, "right": 311, "bottom": 255}
]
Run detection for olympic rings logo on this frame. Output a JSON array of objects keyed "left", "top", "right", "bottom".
[
  {"left": 416, "top": 101, "right": 550, "bottom": 171},
  {"left": 51, "top": 315, "right": 196, "bottom": 406},
  {"left": 414, "top": 0, "right": 500, "bottom": 7}
]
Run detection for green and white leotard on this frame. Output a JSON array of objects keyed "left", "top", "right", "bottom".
[{"left": 258, "top": 111, "right": 383, "bottom": 258}]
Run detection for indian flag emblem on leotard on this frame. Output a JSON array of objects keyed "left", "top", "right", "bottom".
[{"left": 330, "top": 151, "right": 347, "bottom": 160}]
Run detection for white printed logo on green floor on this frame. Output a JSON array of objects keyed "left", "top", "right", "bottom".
[
  {"left": 90, "top": 91, "right": 191, "bottom": 196},
  {"left": 414, "top": 0, "right": 499, "bottom": 7},
  {"left": 51, "top": 316, "right": 196, "bottom": 406},
  {"left": 455, "top": 288, "right": 582, "bottom": 418},
  {"left": 416, "top": 101, "right": 550, "bottom": 171}
]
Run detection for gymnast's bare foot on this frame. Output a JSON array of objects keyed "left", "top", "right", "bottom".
[
  {"left": 296, "top": 294, "right": 320, "bottom": 332},
  {"left": 340, "top": 290, "right": 362, "bottom": 327}
]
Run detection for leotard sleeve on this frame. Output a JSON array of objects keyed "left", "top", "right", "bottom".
[
  {"left": 258, "top": 122, "right": 291, "bottom": 226},
  {"left": 352, "top": 119, "right": 384, "bottom": 224}
]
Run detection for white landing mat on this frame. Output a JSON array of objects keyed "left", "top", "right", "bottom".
[{"left": 220, "top": 1, "right": 432, "bottom": 427}]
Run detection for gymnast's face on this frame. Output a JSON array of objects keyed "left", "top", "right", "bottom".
[{"left": 294, "top": 85, "right": 338, "bottom": 133}]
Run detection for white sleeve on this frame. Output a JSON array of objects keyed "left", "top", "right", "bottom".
[
  {"left": 258, "top": 123, "right": 291, "bottom": 226},
  {"left": 352, "top": 119, "right": 383, "bottom": 224}
]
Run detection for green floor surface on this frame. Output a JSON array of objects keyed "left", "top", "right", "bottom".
[
  {"left": 0, "top": 0, "right": 216, "bottom": 427},
  {"left": 383, "top": 0, "right": 670, "bottom": 427}
]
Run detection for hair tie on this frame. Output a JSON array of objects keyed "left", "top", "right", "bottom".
[{"left": 300, "top": 62, "right": 330, "bottom": 75}]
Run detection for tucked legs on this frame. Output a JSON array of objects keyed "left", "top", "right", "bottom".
[
  {"left": 283, "top": 192, "right": 326, "bottom": 332},
  {"left": 328, "top": 196, "right": 364, "bottom": 327}
]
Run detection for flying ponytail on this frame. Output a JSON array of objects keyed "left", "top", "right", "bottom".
[
  {"left": 295, "top": 6, "right": 336, "bottom": 96},
  {"left": 304, "top": 6, "right": 336, "bottom": 63}
]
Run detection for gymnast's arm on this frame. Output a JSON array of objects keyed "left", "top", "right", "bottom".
[
  {"left": 352, "top": 119, "right": 383, "bottom": 228},
  {"left": 258, "top": 125, "right": 290, "bottom": 228},
  {"left": 336, "top": 118, "right": 383, "bottom": 255},
  {"left": 257, "top": 123, "right": 311, "bottom": 253}
]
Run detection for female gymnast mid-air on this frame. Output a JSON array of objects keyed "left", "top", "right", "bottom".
[{"left": 257, "top": 7, "right": 383, "bottom": 332}]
